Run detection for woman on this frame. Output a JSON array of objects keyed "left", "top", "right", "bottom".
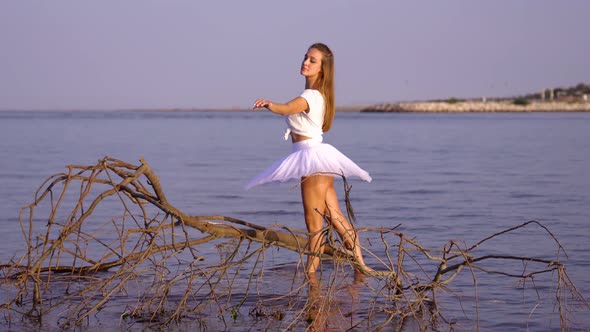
[{"left": 246, "top": 43, "right": 373, "bottom": 274}]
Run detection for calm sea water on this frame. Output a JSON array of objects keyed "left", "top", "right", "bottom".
[{"left": 1, "top": 110, "right": 589, "bottom": 330}]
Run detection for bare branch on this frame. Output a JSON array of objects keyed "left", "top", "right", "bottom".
[{"left": 1, "top": 157, "right": 587, "bottom": 331}]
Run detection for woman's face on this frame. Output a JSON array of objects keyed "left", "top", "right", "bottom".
[{"left": 300, "top": 48, "right": 323, "bottom": 78}]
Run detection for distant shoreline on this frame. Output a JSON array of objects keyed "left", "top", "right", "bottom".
[
  {"left": 3, "top": 83, "right": 588, "bottom": 113},
  {"left": 360, "top": 100, "right": 590, "bottom": 113}
]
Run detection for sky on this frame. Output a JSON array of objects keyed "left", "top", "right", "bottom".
[{"left": 1, "top": 1, "right": 589, "bottom": 111}]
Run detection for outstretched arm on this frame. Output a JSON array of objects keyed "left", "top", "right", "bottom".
[{"left": 253, "top": 96, "right": 308, "bottom": 115}]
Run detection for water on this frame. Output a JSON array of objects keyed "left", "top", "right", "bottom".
[{"left": 1, "top": 110, "right": 589, "bottom": 330}]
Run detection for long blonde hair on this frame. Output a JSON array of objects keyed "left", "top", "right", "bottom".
[{"left": 309, "top": 43, "right": 335, "bottom": 132}]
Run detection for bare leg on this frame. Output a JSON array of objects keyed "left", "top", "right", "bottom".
[
  {"left": 301, "top": 175, "right": 331, "bottom": 273},
  {"left": 324, "top": 178, "right": 373, "bottom": 273},
  {"left": 302, "top": 175, "right": 372, "bottom": 274}
]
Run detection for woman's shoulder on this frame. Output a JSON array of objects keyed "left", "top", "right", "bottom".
[
  {"left": 300, "top": 89, "right": 324, "bottom": 101},
  {"left": 301, "top": 89, "right": 322, "bottom": 95}
]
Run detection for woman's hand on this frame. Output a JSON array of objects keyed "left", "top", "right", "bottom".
[{"left": 253, "top": 99, "right": 272, "bottom": 111}]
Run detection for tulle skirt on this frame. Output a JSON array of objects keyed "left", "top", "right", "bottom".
[{"left": 245, "top": 138, "right": 372, "bottom": 189}]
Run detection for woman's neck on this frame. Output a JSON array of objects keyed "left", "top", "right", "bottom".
[{"left": 305, "top": 76, "right": 318, "bottom": 90}]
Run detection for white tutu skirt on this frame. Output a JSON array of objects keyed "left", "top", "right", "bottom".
[{"left": 245, "top": 138, "right": 372, "bottom": 189}]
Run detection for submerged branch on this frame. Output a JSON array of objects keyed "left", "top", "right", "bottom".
[{"left": 1, "top": 156, "right": 587, "bottom": 330}]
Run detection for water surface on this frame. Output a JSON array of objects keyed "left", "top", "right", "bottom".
[{"left": 0, "top": 110, "right": 588, "bottom": 330}]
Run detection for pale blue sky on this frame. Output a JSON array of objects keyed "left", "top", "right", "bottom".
[{"left": 1, "top": 1, "right": 588, "bottom": 110}]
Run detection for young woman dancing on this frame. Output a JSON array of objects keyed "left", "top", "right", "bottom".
[{"left": 246, "top": 43, "right": 373, "bottom": 274}]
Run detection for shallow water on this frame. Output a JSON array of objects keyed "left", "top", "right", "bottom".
[{"left": 1, "top": 110, "right": 589, "bottom": 330}]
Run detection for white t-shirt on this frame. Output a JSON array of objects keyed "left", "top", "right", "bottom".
[{"left": 285, "top": 89, "right": 325, "bottom": 139}]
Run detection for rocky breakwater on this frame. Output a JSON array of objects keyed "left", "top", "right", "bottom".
[{"left": 361, "top": 100, "right": 590, "bottom": 113}]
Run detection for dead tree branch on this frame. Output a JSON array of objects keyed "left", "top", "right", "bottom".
[{"left": 1, "top": 157, "right": 587, "bottom": 330}]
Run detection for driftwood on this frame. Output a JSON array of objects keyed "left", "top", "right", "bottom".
[{"left": 0, "top": 156, "right": 588, "bottom": 330}]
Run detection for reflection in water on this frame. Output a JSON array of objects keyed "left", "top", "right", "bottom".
[{"left": 304, "top": 271, "right": 365, "bottom": 331}]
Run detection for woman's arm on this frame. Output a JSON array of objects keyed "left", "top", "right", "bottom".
[{"left": 253, "top": 96, "right": 308, "bottom": 115}]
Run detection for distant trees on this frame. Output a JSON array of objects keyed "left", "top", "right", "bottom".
[{"left": 512, "top": 98, "right": 530, "bottom": 106}]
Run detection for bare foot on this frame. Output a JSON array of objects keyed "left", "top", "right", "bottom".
[
  {"left": 356, "top": 264, "right": 376, "bottom": 276},
  {"left": 357, "top": 265, "right": 397, "bottom": 279}
]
